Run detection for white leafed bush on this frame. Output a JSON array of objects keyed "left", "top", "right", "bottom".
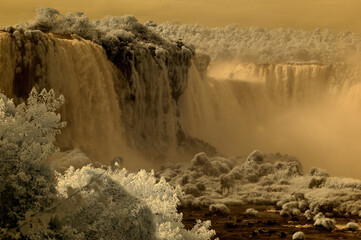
[
  {"left": 0, "top": 89, "right": 215, "bottom": 239},
  {"left": 57, "top": 165, "right": 216, "bottom": 240},
  {"left": 151, "top": 22, "right": 361, "bottom": 64},
  {"left": 157, "top": 151, "right": 361, "bottom": 219},
  {"left": 346, "top": 222, "right": 359, "bottom": 231},
  {"left": 245, "top": 208, "right": 258, "bottom": 217},
  {"left": 6, "top": 7, "right": 194, "bottom": 65},
  {"left": 209, "top": 203, "right": 230, "bottom": 215},
  {"left": 0, "top": 88, "right": 65, "bottom": 232},
  {"left": 314, "top": 217, "right": 336, "bottom": 231},
  {"left": 292, "top": 231, "right": 305, "bottom": 240}
]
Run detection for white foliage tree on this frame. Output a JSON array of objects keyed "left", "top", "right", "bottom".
[
  {"left": 7, "top": 7, "right": 193, "bottom": 63},
  {"left": 0, "top": 89, "right": 215, "bottom": 239},
  {"left": 0, "top": 88, "right": 65, "bottom": 230},
  {"left": 57, "top": 166, "right": 216, "bottom": 240},
  {"left": 151, "top": 22, "right": 361, "bottom": 63}
]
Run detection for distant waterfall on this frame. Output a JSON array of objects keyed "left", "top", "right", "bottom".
[{"left": 180, "top": 60, "right": 361, "bottom": 178}]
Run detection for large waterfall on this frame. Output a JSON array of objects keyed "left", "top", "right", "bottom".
[
  {"left": 0, "top": 31, "right": 132, "bottom": 166},
  {"left": 2, "top": 9, "right": 361, "bottom": 178},
  {"left": 0, "top": 29, "right": 204, "bottom": 169}
]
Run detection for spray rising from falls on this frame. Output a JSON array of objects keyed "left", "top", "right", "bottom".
[
  {"left": 150, "top": 22, "right": 361, "bottom": 178},
  {"left": 149, "top": 22, "right": 361, "bottom": 178},
  {"left": 180, "top": 58, "right": 361, "bottom": 178}
]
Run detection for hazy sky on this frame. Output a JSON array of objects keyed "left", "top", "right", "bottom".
[{"left": 1, "top": 0, "right": 361, "bottom": 32}]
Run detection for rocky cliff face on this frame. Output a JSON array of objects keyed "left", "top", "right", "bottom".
[{"left": 0, "top": 23, "right": 207, "bottom": 167}]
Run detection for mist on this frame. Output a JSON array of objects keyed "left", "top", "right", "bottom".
[{"left": 178, "top": 59, "right": 361, "bottom": 179}]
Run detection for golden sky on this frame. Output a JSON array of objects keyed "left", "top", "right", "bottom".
[{"left": 1, "top": 0, "right": 361, "bottom": 32}]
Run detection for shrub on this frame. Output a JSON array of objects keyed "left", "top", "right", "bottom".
[{"left": 0, "top": 88, "right": 65, "bottom": 229}]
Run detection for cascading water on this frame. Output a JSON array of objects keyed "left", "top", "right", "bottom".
[
  {"left": 2, "top": 9, "right": 361, "bottom": 178},
  {"left": 0, "top": 27, "right": 202, "bottom": 169},
  {"left": 152, "top": 23, "right": 361, "bottom": 179},
  {"left": 0, "top": 31, "right": 134, "bottom": 166},
  {"left": 180, "top": 58, "right": 361, "bottom": 178}
]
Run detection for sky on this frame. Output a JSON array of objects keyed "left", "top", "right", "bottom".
[{"left": 1, "top": 0, "right": 361, "bottom": 32}]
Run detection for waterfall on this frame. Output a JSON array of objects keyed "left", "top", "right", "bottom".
[
  {"left": 0, "top": 30, "right": 196, "bottom": 168},
  {"left": 0, "top": 31, "right": 142, "bottom": 167},
  {"left": 2, "top": 26, "right": 361, "bottom": 177},
  {"left": 180, "top": 60, "right": 361, "bottom": 178}
]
